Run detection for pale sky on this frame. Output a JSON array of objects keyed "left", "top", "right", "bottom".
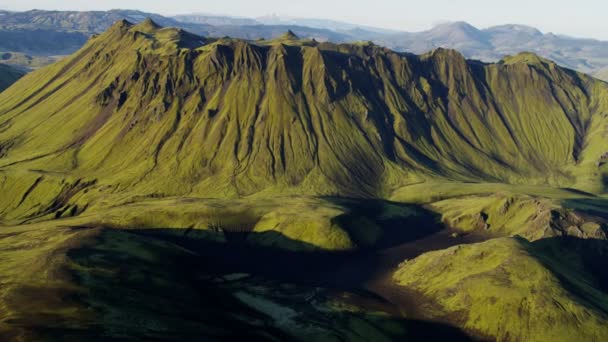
[{"left": 1, "top": 0, "right": 606, "bottom": 40}]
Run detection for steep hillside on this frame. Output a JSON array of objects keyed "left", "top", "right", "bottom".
[
  {"left": 0, "top": 63, "right": 25, "bottom": 92},
  {"left": 394, "top": 237, "right": 608, "bottom": 341},
  {"left": 0, "top": 19, "right": 607, "bottom": 203}
]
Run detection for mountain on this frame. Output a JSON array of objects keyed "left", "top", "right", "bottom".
[
  {"left": 173, "top": 14, "right": 608, "bottom": 79},
  {"left": 0, "top": 9, "right": 189, "bottom": 55},
  {"left": 2, "top": 19, "right": 608, "bottom": 341},
  {"left": 380, "top": 21, "right": 608, "bottom": 78},
  {"left": 174, "top": 13, "right": 260, "bottom": 26},
  {"left": 1, "top": 19, "right": 607, "bottom": 198},
  {"left": 255, "top": 14, "right": 398, "bottom": 34},
  {"left": 0, "top": 63, "right": 25, "bottom": 91},
  {"left": 5, "top": 10, "right": 608, "bottom": 81},
  {"left": 0, "top": 9, "right": 352, "bottom": 58},
  {"left": 379, "top": 21, "right": 493, "bottom": 58},
  {"left": 0, "top": 9, "right": 183, "bottom": 32}
]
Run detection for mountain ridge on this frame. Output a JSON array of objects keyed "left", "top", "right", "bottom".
[
  {"left": 0, "top": 19, "right": 607, "bottom": 201},
  {"left": 3, "top": 10, "right": 608, "bottom": 80}
]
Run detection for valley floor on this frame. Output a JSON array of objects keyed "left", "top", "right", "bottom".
[{"left": 2, "top": 182, "right": 608, "bottom": 341}]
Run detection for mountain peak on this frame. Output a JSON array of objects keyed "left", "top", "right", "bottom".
[
  {"left": 110, "top": 19, "right": 133, "bottom": 30},
  {"left": 280, "top": 30, "right": 299, "bottom": 40},
  {"left": 97, "top": 18, "right": 208, "bottom": 52},
  {"left": 432, "top": 21, "right": 479, "bottom": 32},
  {"left": 501, "top": 52, "right": 554, "bottom": 66},
  {"left": 425, "top": 47, "right": 467, "bottom": 60},
  {"left": 134, "top": 17, "right": 162, "bottom": 32},
  {"left": 486, "top": 24, "right": 542, "bottom": 36},
  {"left": 427, "top": 21, "right": 487, "bottom": 42}
]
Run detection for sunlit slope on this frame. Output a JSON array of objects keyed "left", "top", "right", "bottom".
[
  {"left": 1, "top": 19, "right": 607, "bottom": 199},
  {"left": 394, "top": 237, "right": 608, "bottom": 341}
]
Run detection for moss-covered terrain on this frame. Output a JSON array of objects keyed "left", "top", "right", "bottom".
[
  {"left": 2, "top": 19, "right": 608, "bottom": 198},
  {"left": 1, "top": 19, "right": 608, "bottom": 341},
  {"left": 394, "top": 237, "right": 608, "bottom": 341}
]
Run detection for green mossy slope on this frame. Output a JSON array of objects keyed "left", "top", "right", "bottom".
[
  {"left": 394, "top": 237, "right": 608, "bottom": 341},
  {"left": 1, "top": 20, "right": 607, "bottom": 202},
  {"left": 431, "top": 193, "right": 607, "bottom": 240}
]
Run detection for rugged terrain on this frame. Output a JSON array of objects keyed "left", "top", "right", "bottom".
[
  {"left": 4, "top": 10, "right": 608, "bottom": 81},
  {"left": 1, "top": 19, "right": 608, "bottom": 341}
]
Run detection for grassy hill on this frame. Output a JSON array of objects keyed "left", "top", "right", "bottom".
[
  {"left": 394, "top": 237, "right": 608, "bottom": 341},
  {"left": 1, "top": 19, "right": 607, "bottom": 200},
  {"left": 1, "top": 19, "right": 608, "bottom": 341}
]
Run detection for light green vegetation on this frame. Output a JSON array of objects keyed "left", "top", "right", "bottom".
[
  {"left": 390, "top": 182, "right": 596, "bottom": 204},
  {"left": 394, "top": 237, "right": 608, "bottom": 341},
  {"left": 1, "top": 20, "right": 608, "bottom": 201},
  {"left": 0, "top": 188, "right": 433, "bottom": 252},
  {"left": 430, "top": 193, "right": 606, "bottom": 240}
]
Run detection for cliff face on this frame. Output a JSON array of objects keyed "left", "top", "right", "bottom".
[{"left": 0, "top": 19, "right": 607, "bottom": 198}]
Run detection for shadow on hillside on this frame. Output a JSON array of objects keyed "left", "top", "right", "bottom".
[
  {"left": 561, "top": 197, "right": 608, "bottom": 219},
  {"left": 526, "top": 236, "right": 608, "bottom": 313},
  {"left": 321, "top": 196, "right": 446, "bottom": 249},
  {"left": 55, "top": 226, "right": 475, "bottom": 341},
  {"left": 124, "top": 198, "right": 448, "bottom": 288},
  {"left": 132, "top": 228, "right": 387, "bottom": 289}
]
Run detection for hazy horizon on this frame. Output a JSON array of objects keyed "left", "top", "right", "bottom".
[{"left": 1, "top": 0, "right": 607, "bottom": 41}]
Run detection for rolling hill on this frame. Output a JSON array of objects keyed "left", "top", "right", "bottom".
[{"left": 1, "top": 19, "right": 608, "bottom": 341}]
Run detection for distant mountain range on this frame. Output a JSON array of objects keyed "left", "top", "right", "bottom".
[
  {"left": 174, "top": 13, "right": 399, "bottom": 34},
  {"left": 1, "top": 9, "right": 608, "bottom": 80},
  {"left": 0, "top": 9, "right": 350, "bottom": 54},
  {"left": 375, "top": 21, "right": 608, "bottom": 76}
]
